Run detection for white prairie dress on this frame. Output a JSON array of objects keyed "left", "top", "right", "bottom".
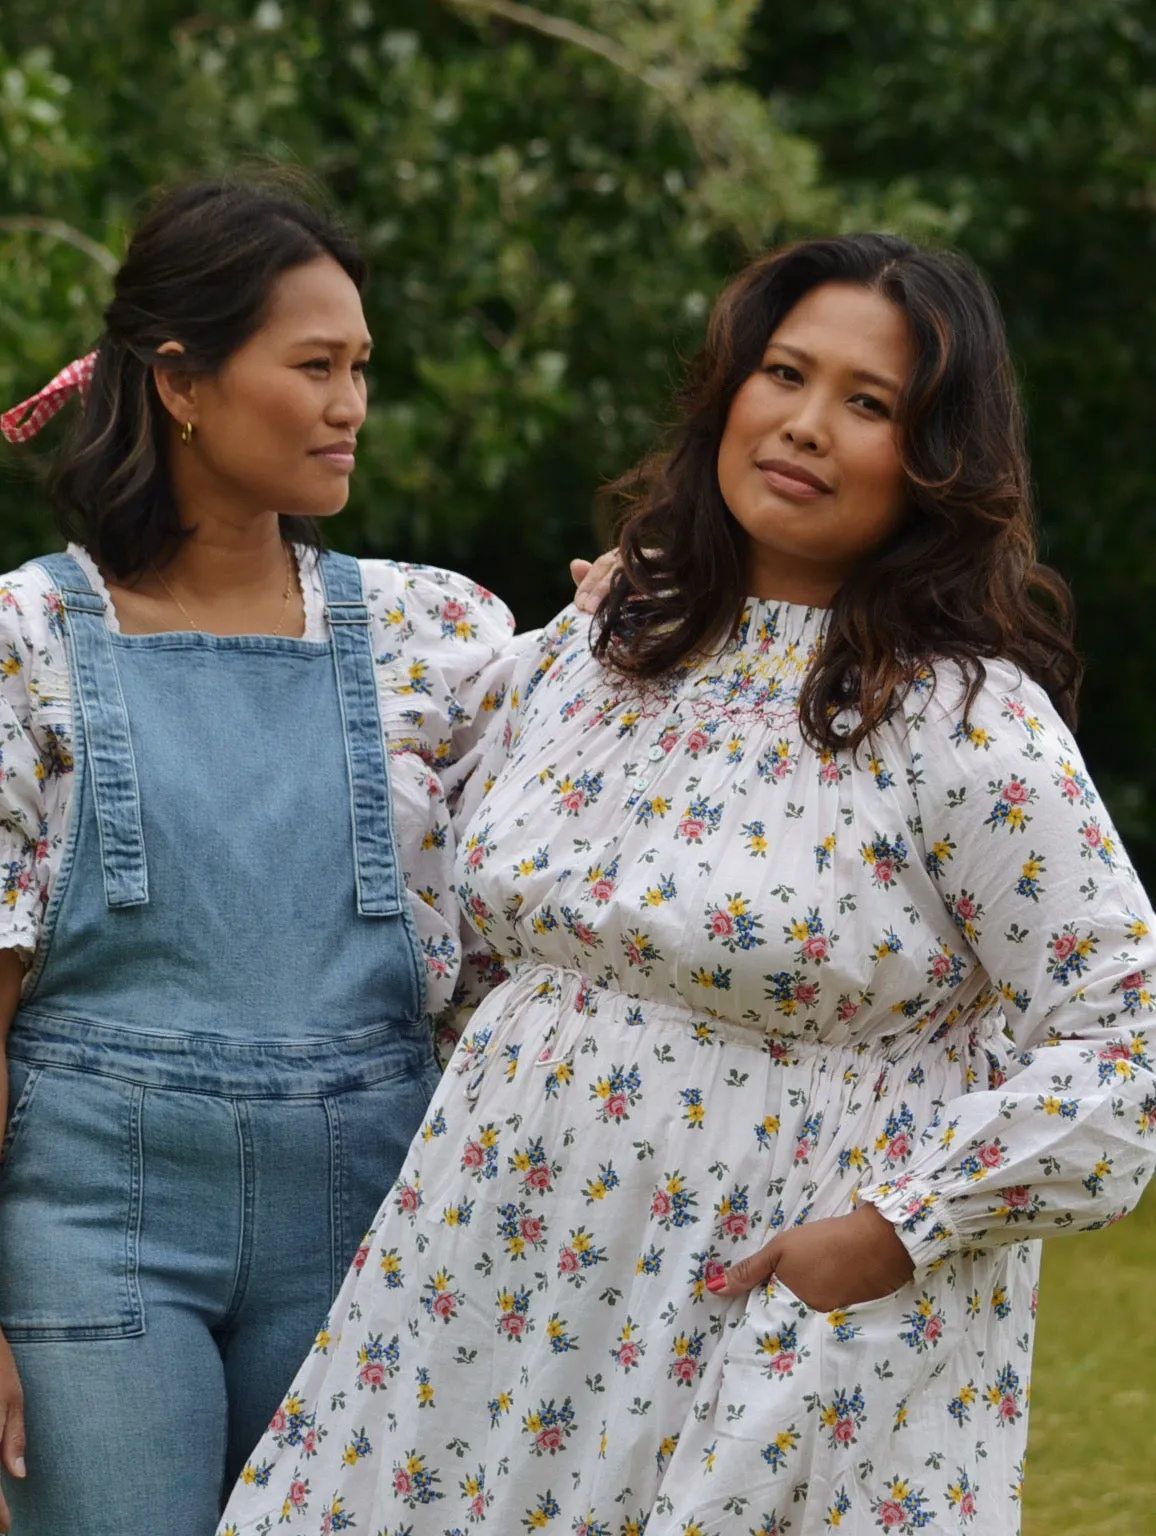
[{"left": 220, "top": 601, "right": 1156, "bottom": 1536}]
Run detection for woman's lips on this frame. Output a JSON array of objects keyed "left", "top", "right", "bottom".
[
  {"left": 311, "top": 445, "right": 357, "bottom": 471},
  {"left": 756, "top": 458, "right": 832, "bottom": 499}
]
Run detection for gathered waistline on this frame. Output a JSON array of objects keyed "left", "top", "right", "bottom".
[
  {"left": 7, "top": 1008, "right": 436, "bottom": 1097},
  {"left": 484, "top": 960, "right": 1012, "bottom": 1071}
]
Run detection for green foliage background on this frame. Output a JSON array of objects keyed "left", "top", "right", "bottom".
[{"left": 0, "top": 0, "right": 1153, "bottom": 882}]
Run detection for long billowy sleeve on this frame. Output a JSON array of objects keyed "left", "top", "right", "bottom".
[{"left": 862, "top": 662, "right": 1156, "bottom": 1264}]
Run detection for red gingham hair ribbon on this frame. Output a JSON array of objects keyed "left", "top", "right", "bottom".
[{"left": 1, "top": 351, "right": 98, "bottom": 444}]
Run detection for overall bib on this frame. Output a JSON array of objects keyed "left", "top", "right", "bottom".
[{"left": 0, "top": 551, "right": 438, "bottom": 1534}]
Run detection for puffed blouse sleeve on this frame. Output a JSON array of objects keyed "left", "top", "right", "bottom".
[
  {"left": 359, "top": 560, "right": 518, "bottom": 1016},
  {"left": 450, "top": 606, "right": 588, "bottom": 1008},
  {"left": 0, "top": 566, "right": 72, "bottom": 958},
  {"left": 861, "top": 661, "right": 1156, "bottom": 1266}
]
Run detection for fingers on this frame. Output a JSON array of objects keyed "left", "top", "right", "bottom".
[
  {"left": 571, "top": 558, "right": 599, "bottom": 614},
  {"left": 0, "top": 1397, "right": 25, "bottom": 1485},
  {"left": 572, "top": 550, "right": 618, "bottom": 613},
  {"left": 708, "top": 1238, "right": 780, "bottom": 1298}
]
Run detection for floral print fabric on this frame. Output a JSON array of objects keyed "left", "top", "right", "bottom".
[
  {"left": 0, "top": 545, "right": 515, "bottom": 1014},
  {"left": 220, "top": 600, "right": 1156, "bottom": 1536}
]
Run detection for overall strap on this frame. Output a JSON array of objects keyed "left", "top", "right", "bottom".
[
  {"left": 35, "top": 553, "right": 149, "bottom": 908},
  {"left": 319, "top": 552, "right": 405, "bottom": 917}
]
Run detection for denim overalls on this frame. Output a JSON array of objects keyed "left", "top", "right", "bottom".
[{"left": 0, "top": 550, "right": 439, "bottom": 1534}]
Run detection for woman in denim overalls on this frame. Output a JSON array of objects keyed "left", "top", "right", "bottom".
[{"left": 0, "top": 181, "right": 583, "bottom": 1533}]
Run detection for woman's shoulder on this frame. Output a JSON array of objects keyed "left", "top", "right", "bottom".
[
  {"left": 895, "top": 654, "right": 1074, "bottom": 762},
  {"left": 0, "top": 555, "right": 68, "bottom": 641},
  {"left": 354, "top": 557, "right": 515, "bottom": 645}
]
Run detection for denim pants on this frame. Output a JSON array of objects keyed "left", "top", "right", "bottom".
[{"left": 0, "top": 551, "right": 435, "bottom": 1533}]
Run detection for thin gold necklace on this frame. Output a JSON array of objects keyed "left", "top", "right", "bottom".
[{"left": 151, "top": 544, "right": 298, "bottom": 635}]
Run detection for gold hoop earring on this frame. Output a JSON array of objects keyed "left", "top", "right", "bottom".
[{"left": 180, "top": 421, "right": 194, "bottom": 447}]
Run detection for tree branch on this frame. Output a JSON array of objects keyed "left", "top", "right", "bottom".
[
  {"left": 0, "top": 216, "right": 118, "bottom": 277},
  {"left": 443, "top": 0, "right": 662, "bottom": 90}
]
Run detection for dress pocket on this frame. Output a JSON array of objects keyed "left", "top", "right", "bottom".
[
  {"left": 716, "top": 1264, "right": 958, "bottom": 1452},
  {"left": 0, "top": 1064, "right": 144, "bottom": 1340}
]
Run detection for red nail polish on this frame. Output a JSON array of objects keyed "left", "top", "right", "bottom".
[{"left": 706, "top": 1273, "right": 727, "bottom": 1293}]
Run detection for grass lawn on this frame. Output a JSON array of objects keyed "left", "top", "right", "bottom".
[{"left": 1022, "top": 1183, "right": 1156, "bottom": 1535}]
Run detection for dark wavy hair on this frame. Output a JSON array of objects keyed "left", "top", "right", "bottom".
[
  {"left": 50, "top": 176, "right": 367, "bottom": 578},
  {"left": 593, "top": 234, "right": 1081, "bottom": 745}
]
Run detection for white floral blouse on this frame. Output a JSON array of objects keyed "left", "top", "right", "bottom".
[
  {"left": 0, "top": 544, "right": 516, "bottom": 1014},
  {"left": 219, "top": 598, "right": 1156, "bottom": 1536}
]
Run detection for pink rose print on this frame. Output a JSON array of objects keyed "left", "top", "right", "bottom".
[
  {"left": 360, "top": 1362, "right": 386, "bottom": 1388},
  {"left": 670, "top": 1357, "right": 697, "bottom": 1384},
  {"left": 978, "top": 1142, "right": 1004, "bottom": 1169},
  {"left": 432, "top": 1291, "right": 458, "bottom": 1321},
  {"left": 589, "top": 878, "right": 615, "bottom": 902},
  {"left": 537, "top": 1427, "right": 563, "bottom": 1452}
]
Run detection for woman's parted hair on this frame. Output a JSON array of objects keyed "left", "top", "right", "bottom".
[
  {"left": 52, "top": 176, "right": 367, "bottom": 578},
  {"left": 592, "top": 233, "right": 1081, "bottom": 745}
]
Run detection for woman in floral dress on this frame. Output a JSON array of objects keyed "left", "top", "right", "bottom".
[{"left": 220, "top": 235, "right": 1156, "bottom": 1536}]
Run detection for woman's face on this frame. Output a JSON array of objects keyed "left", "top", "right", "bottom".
[
  {"left": 716, "top": 281, "right": 914, "bottom": 606},
  {"left": 180, "top": 255, "right": 371, "bottom": 520}
]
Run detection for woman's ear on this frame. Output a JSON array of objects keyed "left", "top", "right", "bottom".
[{"left": 152, "top": 340, "right": 197, "bottom": 427}]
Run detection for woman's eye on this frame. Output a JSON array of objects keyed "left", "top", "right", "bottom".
[
  {"left": 353, "top": 360, "right": 371, "bottom": 377},
  {"left": 852, "top": 393, "right": 890, "bottom": 418},
  {"left": 301, "top": 358, "right": 331, "bottom": 373},
  {"left": 763, "top": 362, "right": 801, "bottom": 383}
]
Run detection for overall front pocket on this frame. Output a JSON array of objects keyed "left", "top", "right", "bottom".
[{"left": 0, "top": 1063, "right": 144, "bottom": 1340}]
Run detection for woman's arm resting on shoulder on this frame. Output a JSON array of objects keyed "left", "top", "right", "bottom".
[{"left": 0, "top": 946, "right": 27, "bottom": 1530}]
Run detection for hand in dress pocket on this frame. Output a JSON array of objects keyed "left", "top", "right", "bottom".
[{"left": 707, "top": 1202, "right": 916, "bottom": 1312}]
